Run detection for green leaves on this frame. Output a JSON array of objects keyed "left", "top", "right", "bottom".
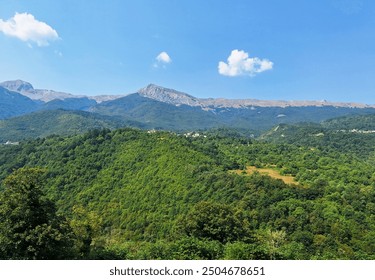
[
  {"left": 1, "top": 127, "right": 375, "bottom": 259},
  {"left": 182, "top": 201, "right": 250, "bottom": 244},
  {"left": 0, "top": 168, "right": 72, "bottom": 259}
]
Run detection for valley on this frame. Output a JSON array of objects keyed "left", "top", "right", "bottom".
[{"left": 1, "top": 80, "right": 375, "bottom": 260}]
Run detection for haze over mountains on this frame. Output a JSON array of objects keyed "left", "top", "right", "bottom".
[
  {"left": 2, "top": 80, "right": 374, "bottom": 109},
  {"left": 0, "top": 80, "right": 123, "bottom": 103},
  {"left": 1, "top": 79, "right": 375, "bottom": 141},
  {"left": 139, "top": 84, "right": 374, "bottom": 109}
]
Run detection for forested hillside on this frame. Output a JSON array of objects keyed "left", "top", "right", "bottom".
[
  {"left": 3, "top": 81, "right": 375, "bottom": 136},
  {"left": 1, "top": 127, "right": 374, "bottom": 260},
  {"left": 0, "top": 109, "right": 147, "bottom": 142},
  {"left": 262, "top": 115, "right": 375, "bottom": 158}
]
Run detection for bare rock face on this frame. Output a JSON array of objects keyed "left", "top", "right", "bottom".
[
  {"left": 0, "top": 80, "right": 77, "bottom": 102},
  {"left": 1, "top": 80, "right": 125, "bottom": 103},
  {"left": 0, "top": 80, "right": 34, "bottom": 92},
  {"left": 1, "top": 80, "right": 373, "bottom": 109},
  {"left": 138, "top": 84, "right": 373, "bottom": 109},
  {"left": 138, "top": 84, "right": 202, "bottom": 106}
]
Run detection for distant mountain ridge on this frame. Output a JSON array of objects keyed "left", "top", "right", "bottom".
[
  {"left": 0, "top": 80, "right": 82, "bottom": 102},
  {"left": 2, "top": 79, "right": 374, "bottom": 108},
  {"left": 138, "top": 84, "right": 374, "bottom": 109},
  {"left": 2, "top": 79, "right": 375, "bottom": 140},
  {"left": 0, "top": 80, "right": 124, "bottom": 103}
]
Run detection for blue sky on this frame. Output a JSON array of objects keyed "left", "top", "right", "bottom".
[{"left": 1, "top": 0, "right": 375, "bottom": 103}]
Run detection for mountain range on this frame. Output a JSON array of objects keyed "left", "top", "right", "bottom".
[
  {"left": 2, "top": 81, "right": 375, "bottom": 260},
  {"left": 1, "top": 79, "right": 375, "bottom": 141}
]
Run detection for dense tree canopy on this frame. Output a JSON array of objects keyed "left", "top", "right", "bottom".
[
  {"left": 0, "top": 126, "right": 375, "bottom": 259},
  {"left": 0, "top": 168, "right": 73, "bottom": 259}
]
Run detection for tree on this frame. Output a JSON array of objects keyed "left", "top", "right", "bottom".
[
  {"left": 0, "top": 168, "right": 73, "bottom": 259},
  {"left": 69, "top": 205, "right": 103, "bottom": 258},
  {"left": 182, "top": 201, "right": 249, "bottom": 243},
  {"left": 257, "top": 228, "right": 287, "bottom": 260}
]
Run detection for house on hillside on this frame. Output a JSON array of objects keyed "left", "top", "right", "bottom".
[{"left": 3, "top": 141, "right": 19, "bottom": 145}]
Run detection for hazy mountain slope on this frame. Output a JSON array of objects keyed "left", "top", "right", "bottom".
[
  {"left": 211, "top": 106, "right": 375, "bottom": 131},
  {"left": 92, "top": 93, "right": 223, "bottom": 130},
  {"left": 261, "top": 114, "right": 375, "bottom": 157},
  {"left": 0, "top": 80, "right": 34, "bottom": 92},
  {"left": 138, "top": 84, "right": 373, "bottom": 109},
  {"left": 321, "top": 114, "right": 375, "bottom": 130},
  {"left": 92, "top": 90, "right": 375, "bottom": 132},
  {"left": 0, "top": 86, "right": 41, "bottom": 119},
  {"left": 0, "top": 80, "right": 80, "bottom": 102},
  {"left": 2, "top": 80, "right": 375, "bottom": 135},
  {"left": 0, "top": 109, "right": 144, "bottom": 142},
  {"left": 0, "top": 80, "right": 124, "bottom": 103},
  {"left": 42, "top": 97, "right": 97, "bottom": 111}
]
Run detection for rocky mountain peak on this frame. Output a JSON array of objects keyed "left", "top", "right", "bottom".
[
  {"left": 138, "top": 84, "right": 201, "bottom": 106},
  {"left": 0, "top": 80, "right": 34, "bottom": 92},
  {"left": 0, "top": 80, "right": 80, "bottom": 102}
]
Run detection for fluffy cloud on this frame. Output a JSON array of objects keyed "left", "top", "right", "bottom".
[
  {"left": 156, "top": 51, "right": 172, "bottom": 64},
  {"left": 153, "top": 51, "right": 172, "bottom": 68},
  {"left": 218, "top": 49, "right": 273, "bottom": 77},
  {"left": 0, "top": 12, "right": 59, "bottom": 46}
]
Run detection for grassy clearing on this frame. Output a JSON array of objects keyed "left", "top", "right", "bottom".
[{"left": 231, "top": 166, "right": 298, "bottom": 185}]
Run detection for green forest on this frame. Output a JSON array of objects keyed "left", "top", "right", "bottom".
[{"left": 1, "top": 122, "right": 375, "bottom": 260}]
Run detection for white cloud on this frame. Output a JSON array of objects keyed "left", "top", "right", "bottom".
[
  {"left": 0, "top": 12, "right": 59, "bottom": 46},
  {"left": 154, "top": 51, "right": 172, "bottom": 67},
  {"left": 218, "top": 49, "right": 273, "bottom": 77},
  {"left": 153, "top": 52, "right": 172, "bottom": 68}
]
